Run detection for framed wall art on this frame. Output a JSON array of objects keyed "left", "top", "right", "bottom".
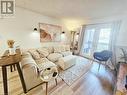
[{"left": 39, "top": 23, "right": 62, "bottom": 42}]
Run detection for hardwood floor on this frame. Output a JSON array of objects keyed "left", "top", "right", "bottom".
[{"left": 0, "top": 62, "right": 116, "bottom": 95}]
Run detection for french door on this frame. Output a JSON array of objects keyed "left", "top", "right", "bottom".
[{"left": 81, "top": 23, "right": 112, "bottom": 59}]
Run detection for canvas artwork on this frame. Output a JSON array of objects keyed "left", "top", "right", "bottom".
[{"left": 39, "top": 23, "right": 62, "bottom": 42}]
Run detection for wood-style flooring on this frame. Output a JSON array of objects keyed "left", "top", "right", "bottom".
[{"left": 0, "top": 62, "right": 116, "bottom": 95}]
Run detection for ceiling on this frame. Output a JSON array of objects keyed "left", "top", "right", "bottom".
[{"left": 16, "top": 0, "right": 127, "bottom": 20}]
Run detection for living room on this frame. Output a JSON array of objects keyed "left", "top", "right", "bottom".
[{"left": 0, "top": 0, "right": 127, "bottom": 95}]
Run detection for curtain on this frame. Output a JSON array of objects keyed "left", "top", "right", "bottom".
[
  {"left": 77, "top": 25, "right": 86, "bottom": 55},
  {"left": 109, "top": 20, "right": 121, "bottom": 70}
]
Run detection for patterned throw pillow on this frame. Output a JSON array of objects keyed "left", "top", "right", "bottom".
[
  {"left": 37, "top": 48, "right": 49, "bottom": 57},
  {"left": 29, "top": 50, "right": 41, "bottom": 60},
  {"left": 35, "top": 58, "right": 49, "bottom": 64},
  {"left": 47, "top": 53, "right": 63, "bottom": 62}
]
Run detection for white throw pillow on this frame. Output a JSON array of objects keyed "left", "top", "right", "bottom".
[
  {"left": 47, "top": 53, "right": 63, "bottom": 62},
  {"left": 37, "top": 48, "right": 49, "bottom": 57}
]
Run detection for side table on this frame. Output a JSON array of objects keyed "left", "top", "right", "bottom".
[
  {"left": 39, "top": 65, "right": 58, "bottom": 95},
  {"left": 0, "top": 49, "right": 27, "bottom": 95}
]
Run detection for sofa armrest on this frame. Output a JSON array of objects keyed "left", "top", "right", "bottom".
[
  {"left": 22, "top": 64, "right": 42, "bottom": 91},
  {"left": 21, "top": 57, "right": 42, "bottom": 91}
]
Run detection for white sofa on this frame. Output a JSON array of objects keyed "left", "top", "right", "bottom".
[{"left": 21, "top": 45, "right": 73, "bottom": 91}]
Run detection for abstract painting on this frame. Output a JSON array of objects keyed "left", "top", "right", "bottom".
[{"left": 39, "top": 23, "right": 62, "bottom": 42}]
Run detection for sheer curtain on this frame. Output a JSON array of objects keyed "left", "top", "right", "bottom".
[
  {"left": 109, "top": 20, "right": 121, "bottom": 69},
  {"left": 78, "top": 25, "right": 86, "bottom": 55}
]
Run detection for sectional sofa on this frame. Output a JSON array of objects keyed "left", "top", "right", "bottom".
[{"left": 21, "top": 45, "right": 75, "bottom": 91}]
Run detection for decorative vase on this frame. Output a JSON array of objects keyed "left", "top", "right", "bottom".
[{"left": 9, "top": 48, "right": 16, "bottom": 55}]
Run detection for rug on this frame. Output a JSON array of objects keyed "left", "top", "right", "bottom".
[{"left": 59, "top": 56, "right": 92, "bottom": 86}]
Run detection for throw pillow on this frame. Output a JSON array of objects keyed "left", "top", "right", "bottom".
[
  {"left": 37, "top": 48, "right": 49, "bottom": 57},
  {"left": 54, "top": 46, "right": 66, "bottom": 53},
  {"left": 47, "top": 53, "right": 63, "bottom": 62},
  {"left": 29, "top": 50, "right": 41, "bottom": 60},
  {"left": 43, "top": 47, "right": 54, "bottom": 54},
  {"left": 35, "top": 58, "right": 49, "bottom": 64}
]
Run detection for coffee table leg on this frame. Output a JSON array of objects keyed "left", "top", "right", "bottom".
[
  {"left": 46, "top": 82, "right": 48, "bottom": 95},
  {"left": 2, "top": 66, "right": 8, "bottom": 95},
  {"left": 16, "top": 63, "right": 27, "bottom": 93}
]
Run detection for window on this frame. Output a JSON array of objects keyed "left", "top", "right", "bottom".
[
  {"left": 97, "top": 28, "right": 111, "bottom": 51},
  {"left": 81, "top": 23, "right": 112, "bottom": 58}
]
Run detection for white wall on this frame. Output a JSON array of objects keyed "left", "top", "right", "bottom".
[{"left": 0, "top": 7, "right": 66, "bottom": 54}]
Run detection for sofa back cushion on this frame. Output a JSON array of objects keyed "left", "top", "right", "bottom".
[
  {"left": 37, "top": 48, "right": 49, "bottom": 57},
  {"left": 65, "top": 45, "right": 70, "bottom": 51},
  {"left": 54, "top": 46, "right": 66, "bottom": 53},
  {"left": 43, "top": 47, "right": 54, "bottom": 54}
]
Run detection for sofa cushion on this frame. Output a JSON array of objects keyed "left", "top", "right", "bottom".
[
  {"left": 56, "top": 55, "right": 76, "bottom": 70},
  {"left": 29, "top": 50, "right": 41, "bottom": 60},
  {"left": 37, "top": 48, "right": 49, "bottom": 57},
  {"left": 47, "top": 53, "right": 63, "bottom": 62},
  {"left": 60, "top": 51, "right": 72, "bottom": 57}
]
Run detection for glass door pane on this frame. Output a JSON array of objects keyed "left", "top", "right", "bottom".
[
  {"left": 96, "top": 28, "right": 111, "bottom": 51},
  {"left": 82, "top": 28, "right": 95, "bottom": 57}
]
